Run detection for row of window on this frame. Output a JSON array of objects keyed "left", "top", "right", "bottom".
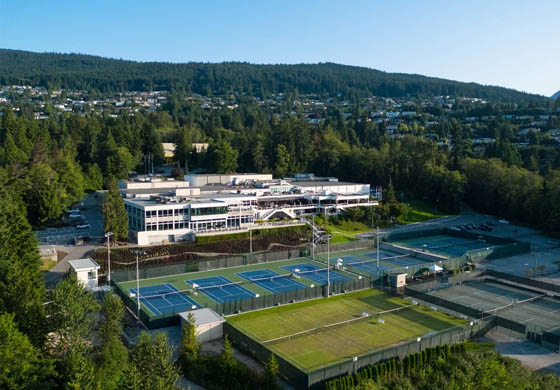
[
  {"left": 142, "top": 216, "right": 255, "bottom": 232},
  {"left": 191, "top": 206, "right": 228, "bottom": 216},
  {"left": 145, "top": 209, "right": 190, "bottom": 218}
]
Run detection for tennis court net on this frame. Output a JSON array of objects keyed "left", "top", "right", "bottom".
[
  {"left": 196, "top": 281, "right": 245, "bottom": 292},
  {"left": 136, "top": 289, "right": 194, "bottom": 300},
  {"left": 262, "top": 304, "right": 411, "bottom": 345},
  {"left": 483, "top": 293, "right": 548, "bottom": 317},
  {"left": 347, "top": 254, "right": 411, "bottom": 267}
]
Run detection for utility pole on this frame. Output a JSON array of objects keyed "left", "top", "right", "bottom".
[
  {"left": 327, "top": 234, "right": 330, "bottom": 296},
  {"left": 136, "top": 251, "right": 140, "bottom": 320},
  {"left": 105, "top": 232, "right": 113, "bottom": 284},
  {"left": 377, "top": 226, "right": 380, "bottom": 273},
  {"left": 312, "top": 214, "right": 315, "bottom": 260},
  {"left": 249, "top": 228, "right": 252, "bottom": 256}
]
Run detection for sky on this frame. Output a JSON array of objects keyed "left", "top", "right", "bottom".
[{"left": 1, "top": 0, "right": 559, "bottom": 96}]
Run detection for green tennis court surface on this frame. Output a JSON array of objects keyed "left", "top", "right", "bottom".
[
  {"left": 392, "top": 234, "right": 500, "bottom": 258},
  {"left": 228, "top": 289, "right": 465, "bottom": 370},
  {"left": 314, "top": 246, "right": 435, "bottom": 277},
  {"left": 116, "top": 257, "right": 357, "bottom": 318}
]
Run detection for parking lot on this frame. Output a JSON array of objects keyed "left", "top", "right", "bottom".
[{"left": 36, "top": 192, "right": 105, "bottom": 245}]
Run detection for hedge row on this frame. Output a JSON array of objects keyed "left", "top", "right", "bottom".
[
  {"left": 325, "top": 343, "right": 466, "bottom": 390},
  {"left": 92, "top": 226, "right": 310, "bottom": 271}
]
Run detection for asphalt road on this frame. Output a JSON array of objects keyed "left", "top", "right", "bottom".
[{"left": 36, "top": 192, "right": 105, "bottom": 246}]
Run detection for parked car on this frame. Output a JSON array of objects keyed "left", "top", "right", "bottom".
[
  {"left": 76, "top": 224, "right": 90, "bottom": 229},
  {"left": 67, "top": 208, "right": 80, "bottom": 214}
]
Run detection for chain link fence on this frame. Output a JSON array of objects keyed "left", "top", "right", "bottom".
[
  {"left": 115, "top": 276, "right": 373, "bottom": 329},
  {"left": 224, "top": 316, "right": 494, "bottom": 390}
]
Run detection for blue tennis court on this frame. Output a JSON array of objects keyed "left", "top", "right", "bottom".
[
  {"left": 335, "top": 255, "right": 391, "bottom": 275},
  {"left": 238, "top": 269, "right": 306, "bottom": 294},
  {"left": 129, "top": 283, "right": 198, "bottom": 315},
  {"left": 283, "top": 263, "right": 351, "bottom": 285},
  {"left": 187, "top": 276, "right": 256, "bottom": 304}
]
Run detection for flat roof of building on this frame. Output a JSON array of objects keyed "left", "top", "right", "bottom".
[
  {"left": 288, "top": 181, "right": 364, "bottom": 187},
  {"left": 186, "top": 173, "right": 271, "bottom": 177},
  {"left": 178, "top": 308, "right": 225, "bottom": 326},
  {"left": 69, "top": 258, "right": 100, "bottom": 271}
]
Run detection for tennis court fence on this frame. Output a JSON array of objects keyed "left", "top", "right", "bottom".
[
  {"left": 110, "top": 241, "right": 373, "bottom": 284},
  {"left": 115, "top": 276, "right": 373, "bottom": 329},
  {"left": 225, "top": 318, "right": 495, "bottom": 390},
  {"left": 384, "top": 228, "right": 530, "bottom": 264},
  {"left": 110, "top": 247, "right": 307, "bottom": 283},
  {"left": 404, "top": 281, "right": 560, "bottom": 352},
  {"left": 484, "top": 269, "right": 560, "bottom": 294}
]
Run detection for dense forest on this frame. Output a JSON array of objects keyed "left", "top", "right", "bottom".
[
  {"left": 1, "top": 96, "right": 560, "bottom": 233},
  {"left": 0, "top": 49, "right": 548, "bottom": 103}
]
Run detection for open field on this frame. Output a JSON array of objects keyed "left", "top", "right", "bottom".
[
  {"left": 117, "top": 257, "right": 356, "bottom": 317},
  {"left": 228, "top": 289, "right": 465, "bottom": 370}
]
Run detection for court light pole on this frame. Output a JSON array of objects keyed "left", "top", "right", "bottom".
[
  {"left": 135, "top": 251, "right": 140, "bottom": 320},
  {"left": 327, "top": 234, "right": 330, "bottom": 296},
  {"left": 312, "top": 214, "right": 315, "bottom": 260},
  {"left": 249, "top": 228, "right": 252, "bottom": 259},
  {"left": 105, "top": 232, "right": 113, "bottom": 285},
  {"left": 376, "top": 226, "right": 380, "bottom": 273}
]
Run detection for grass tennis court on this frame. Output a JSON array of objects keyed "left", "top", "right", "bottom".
[
  {"left": 393, "top": 234, "right": 500, "bottom": 258},
  {"left": 117, "top": 257, "right": 358, "bottom": 317},
  {"left": 228, "top": 289, "right": 465, "bottom": 370}
]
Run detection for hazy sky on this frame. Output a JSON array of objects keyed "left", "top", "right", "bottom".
[{"left": 1, "top": 0, "right": 558, "bottom": 96}]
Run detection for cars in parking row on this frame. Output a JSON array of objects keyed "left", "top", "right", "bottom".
[{"left": 450, "top": 222, "right": 495, "bottom": 232}]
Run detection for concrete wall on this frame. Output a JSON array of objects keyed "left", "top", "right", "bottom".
[
  {"left": 136, "top": 229, "right": 194, "bottom": 246},
  {"left": 180, "top": 318, "right": 224, "bottom": 343},
  {"left": 74, "top": 269, "right": 98, "bottom": 290},
  {"left": 184, "top": 174, "right": 273, "bottom": 187}
]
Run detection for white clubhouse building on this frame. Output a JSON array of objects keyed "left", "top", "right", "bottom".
[{"left": 119, "top": 173, "right": 378, "bottom": 245}]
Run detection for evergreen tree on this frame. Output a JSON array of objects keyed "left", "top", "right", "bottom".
[
  {"left": 103, "top": 182, "right": 129, "bottom": 241},
  {"left": 180, "top": 312, "right": 200, "bottom": 372},
  {"left": 208, "top": 139, "right": 238, "bottom": 173},
  {"left": 273, "top": 144, "right": 290, "bottom": 178},
  {"left": 47, "top": 275, "right": 99, "bottom": 356},
  {"left": 129, "top": 332, "right": 178, "bottom": 390},
  {"left": 0, "top": 188, "right": 46, "bottom": 346},
  {"left": 0, "top": 313, "right": 54, "bottom": 390},
  {"left": 175, "top": 126, "right": 192, "bottom": 173},
  {"left": 264, "top": 354, "right": 279, "bottom": 390},
  {"left": 384, "top": 177, "right": 396, "bottom": 203}
]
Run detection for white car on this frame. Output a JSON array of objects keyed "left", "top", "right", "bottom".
[
  {"left": 76, "top": 224, "right": 90, "bottom": 229},
  {"left": 498, "top": 219, "right": 509, "bottom": 224},
  {"left": 67, "top": 208, "right": 80, "bottom": 214}
]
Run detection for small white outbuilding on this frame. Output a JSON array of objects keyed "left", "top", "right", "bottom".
[
  {"left": 179, "top": 308, "right": 225, "bottom": 343},
  {"left": 68, "top": 258, "right": 100, "bottom": 290}
]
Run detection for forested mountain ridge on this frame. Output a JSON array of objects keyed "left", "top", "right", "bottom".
[
  {"left": 552, "top": 90, "right": 560, "bottom": 100},
  {"left": 0, "top": 49, "right": 548, "bottom": 103}
]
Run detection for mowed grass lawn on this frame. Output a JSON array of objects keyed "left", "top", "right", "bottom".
[
  {"left": 117, "top": 257, "right": 356, "bottom": 316},
  {"left": 396, "top": 200, "right": 451, "bottom": 225},
  {"left": 228, "top": 289, "right": 465, "bottom": 370}
]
